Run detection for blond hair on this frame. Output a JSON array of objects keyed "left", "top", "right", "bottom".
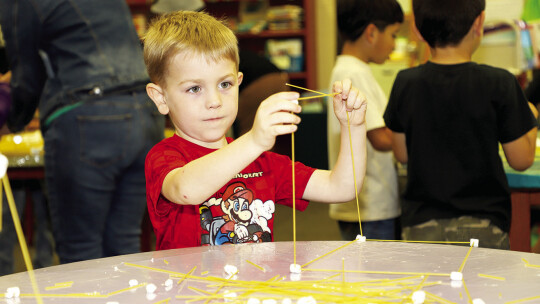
[{"left": 143, "top": 11, "right": 239, "bottom": 86}]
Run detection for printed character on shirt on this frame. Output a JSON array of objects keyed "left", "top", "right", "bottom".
[{"left": 200, "top": 181, "right": 274, "bottom": 245}]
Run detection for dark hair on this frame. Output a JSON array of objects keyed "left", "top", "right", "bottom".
[
  {"left": 413, "top": 0, "right": 485, "bottom": 48},
  {"left": 337, "top": 0, "right": 404, "bottom": 42}
]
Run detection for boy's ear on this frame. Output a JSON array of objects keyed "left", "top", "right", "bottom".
[
  {"left": 146, "top": 83, "right": 170, "bottom": 115},
  {"left": 237, "top": 71, "right": 243, "bottom": 86},
  {"left": 472, "top": 11, "right": 486, "bottom": 37},
  {"left": 412, "top": 22, "right": 427, "bottom": 44},
  {"left": 364, "top": 23, "right": 378, "bottom": 44}
]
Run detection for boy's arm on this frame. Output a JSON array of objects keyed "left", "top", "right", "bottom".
[
  {"left": 162, "top": 92, "right": 301, "bottom": 205},
  {"left": 303, "top": 79, "right": 368, "bottom": 203},
  {"left": 391, "top": 132, "right": 407, "bottom": 163},
  {"left": 367, "top": 126, "right": 393, "bottom": 151},
  {"left": 501, "top": 102, "right": 538, "bottom": 171}
]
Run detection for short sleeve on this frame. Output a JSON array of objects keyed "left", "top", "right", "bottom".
[
  {"left": 497, "top": 73, "right": 538, "bottom": 143},
  {"left": 145, "top": 143, "right": 187, "bottom": 215},
  {"left": 383, "top": 71, "right": 405, "bottom": 133}
]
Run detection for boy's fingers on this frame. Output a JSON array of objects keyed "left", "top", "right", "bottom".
[
  {"left": 271, "top": 91, "right": 300, "bottom": 101},
  {"left": 341, "top": 79, "right": 352, "bottom": 100}
]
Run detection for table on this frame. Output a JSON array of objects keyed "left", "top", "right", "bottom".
[
  {"left": 502, "top": 149, "right": 540, "bottom": 252},
  {"left": 0, "top": 241, "right": 539, "bottom": 303}
]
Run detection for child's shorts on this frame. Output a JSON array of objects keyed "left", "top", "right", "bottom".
[{"left": 402, "top": 216, "right": 509, "bottom": 249}]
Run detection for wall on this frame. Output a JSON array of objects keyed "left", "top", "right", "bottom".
[{"left": 315, "top": 0, "right": 337, "bottom": 91}]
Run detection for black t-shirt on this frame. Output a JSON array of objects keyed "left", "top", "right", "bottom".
[{"left": 384, "top": 61, "right": 537, "bottom": 232}]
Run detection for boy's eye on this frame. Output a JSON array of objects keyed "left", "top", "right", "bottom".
[
  {"left": 187, "top": 86, "right": 201, "bottom": 93},
  {"left": 219, "top": 82, "right": 232, "bottom": 89}
]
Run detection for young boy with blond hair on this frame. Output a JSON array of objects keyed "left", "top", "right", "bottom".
[
  {"left": 143, "top": 11, "right": 368, "bottom": 249},
  {"left": 384, "top": 0, "right": 539, "bottom": 249}
]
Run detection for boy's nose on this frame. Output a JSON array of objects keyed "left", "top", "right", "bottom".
[{"left": 206, "top": 90, "right": 223, "bottom": 109}]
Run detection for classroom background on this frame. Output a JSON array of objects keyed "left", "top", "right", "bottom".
[{"left": 1, "top": 0, "right": 539, "bottom": 274}]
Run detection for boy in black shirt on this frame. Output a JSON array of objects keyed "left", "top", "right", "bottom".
[{"left": 384, "top": 0, "right": 538, "bottom": 249}]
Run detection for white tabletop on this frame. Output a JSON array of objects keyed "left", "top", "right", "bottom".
[{"left": 1, "top": 241, "right": 539, "bottom": 303}]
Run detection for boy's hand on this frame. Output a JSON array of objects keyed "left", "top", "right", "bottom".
[
  {"left": 249, "top": 91, "right": 301, "bottom": 151},
  {"left": 332, "top": 79, "right": 367, "bottom": 126}
]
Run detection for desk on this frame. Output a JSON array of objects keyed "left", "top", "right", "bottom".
[
  {"left": 0, "top": 241, "right": 539, "bottom": 303},
  {"left": 503, "top": 149, "right": 540, "bottom": 252}
]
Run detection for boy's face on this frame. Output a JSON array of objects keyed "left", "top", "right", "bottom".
[
  {"left": 154, "top": 51, "right": 242, "bottom": 148},
  {"left": 372, "top": 23, "right": 401, "bottom": 64}
]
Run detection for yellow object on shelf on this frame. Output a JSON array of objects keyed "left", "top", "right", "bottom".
[
  {"left": 0, "top": 130, "right": 44, "bottom": 156},
  {"left": 0, "top": 130, "right": 44, "bottom": 167}
]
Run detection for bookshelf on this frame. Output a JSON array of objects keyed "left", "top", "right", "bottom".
[{"left": 203, "top": 0, "right": 316, "bottom": 91}]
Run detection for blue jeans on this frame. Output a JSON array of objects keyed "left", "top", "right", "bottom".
[
  {"left": 0, "top": 180, "right": 54, "bottom": 275},
  {"left": 338, "top": 218, "right": 397, "bottom": 241},
  {"left": 43, "top": 91, "right": 164, "bottom": 264}
]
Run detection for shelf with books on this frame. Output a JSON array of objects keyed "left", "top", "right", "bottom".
[{"left": 204, "top": 0, "right": 316, "bottom": 90}]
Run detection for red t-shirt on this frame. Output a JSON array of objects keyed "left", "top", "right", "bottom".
[{"left": 145, "top": 135, "right": 316, "bottom": 250}]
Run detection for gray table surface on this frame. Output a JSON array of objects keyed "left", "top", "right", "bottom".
[{"left": 1, "top": 241, "right": 539, "bottom": 303}]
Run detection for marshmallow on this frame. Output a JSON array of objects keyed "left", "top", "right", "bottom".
[
  {"left": 356, "top": 235, "right": 366, "bottom": 242},
  {"left": 470, "top": 239, "right": 479, "bottom": 247},
  {"left": 297, "top": 296, "right": 317, "bottom": 304},
  {"left": 128, "top": 279, "right": 138, "bottom": 287},
  {"left": 289, "top": 263, "right": 301, "bottom": 273},
  {"left": 247, "top": 298, "right": 261, "bottom": 304},
  {"left": 472, "top": 299, "right": 486, "bottom": 304},
  {"left": 450, "top": 272, "right": 463, "bottom": 281},
  {"left": 146, "top": 283, "right": 157, "bottom": 294},
  {"left": 224, "top": 264, "right": 238, "bottom": 276},
  {"left": 0, "top": 154, "right": 8, "bottom": 178},
  {"left": 412, "top": 290, "right": 426, "bottom": 304},
  {"left": 224, "top": 291, "right": 237, "bottom": 302}
]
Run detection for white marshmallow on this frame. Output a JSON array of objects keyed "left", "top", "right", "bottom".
[
  {"left": 146, "top": 283, "right": 157, "bottom": 294},
  {"left": 224, "top": 264, "right": 238, "bottom": 276},
  {"left": 412, "top": 290, "right": 426, "bottom": 304},
  {"left": 297, "top": 296, "right": 317, "bottom": 304},
  {"left": 450, "top": 272, "right": 463, "bottom": 281},
  {"left": 356, "top": 235, "right": 366, "bottom": 242},
  {"left": 0, "top": 154, "right": 8, "bottom": 178},
  {"left": 128, "top": 279, "right": 138, "bottom": 287},
  {"left": 472, "top": 299, "right": 486, "bottom": 304},
  {"left": 470, "top": 239, "right": 479, "bottom": 247},
  {"left": 289, "top": 263, "right": 301, "bottom": 273}
]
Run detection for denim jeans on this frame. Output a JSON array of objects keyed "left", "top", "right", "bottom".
[
  {"left": 338, "top": 218, "right": 397, "bottom": 241},
  {"left": 0, "top": 180, "right": 54, "bottom": 275},
  {"left": 43, "top": 91, "right": 163, "bottom": 264}
]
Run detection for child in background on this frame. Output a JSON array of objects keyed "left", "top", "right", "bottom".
[
  {"left": 143, "top": 11, "right": 368, "bottom": 249},
  {"left": 384, "top": 0, "right": 538, "bottom": 249},
  {"left": 327, "top": 0, "right": 403, "bottom": 241}
]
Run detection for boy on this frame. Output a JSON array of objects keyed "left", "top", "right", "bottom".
[
  {"left": 143, "top": 11, "right": 367, "bottom": 249},
  {"left": 327, "top": 0, "right": 403, "bottom": 241},
  {"left": 384, "top": 0, "right": 539, "bottom": 249}
]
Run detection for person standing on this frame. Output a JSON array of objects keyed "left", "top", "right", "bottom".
[
  {"left": 0, "top": 0, "right": 164, "bottom": 263},
  {"left": 327, "top": 0, "right": 403, "bottom": 240}
]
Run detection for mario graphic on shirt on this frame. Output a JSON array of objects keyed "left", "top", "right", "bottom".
[{"left": 200, "top": 181, "right": 274, "bottom": 245}]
